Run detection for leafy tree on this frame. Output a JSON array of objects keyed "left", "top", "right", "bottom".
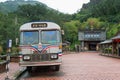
[
  {"left": 16, "top": 4, "right": 72, "bottom": 23},
  {"left": 63, "top": 20, "right": 81, "bottom": 44}
]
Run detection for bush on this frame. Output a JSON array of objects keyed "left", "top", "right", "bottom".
[
  {"left": 104, "top": 48, "right": 112, "bottom": 54},
  {"left": 11, "top": 46, "right": 20, "bottom": 57},
  {"left": 12, "top": 47, "right": 19, "bottom": 54}
]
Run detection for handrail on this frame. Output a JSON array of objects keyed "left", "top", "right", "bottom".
[{"left": 0, "top": 55, "right": 7, "bottom": 61}]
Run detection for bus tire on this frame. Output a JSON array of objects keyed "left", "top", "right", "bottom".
[
  {"left": 54, "top": 65, "right": 60, "bottom": 71},
  {"left": 27, "top": 66, "right": 32, "bottom": 72}
]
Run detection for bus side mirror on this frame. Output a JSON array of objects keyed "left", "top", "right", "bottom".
[{"left": 61, "top": 30, "right": 64, "bottom": 35}]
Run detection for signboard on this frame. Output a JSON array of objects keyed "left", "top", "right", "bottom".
[
  {"left": 7, "top": 39, "right": 12, "bottom": 48},
  {"left": 31, "top": 23, "right": 47, "bottom": 28}
]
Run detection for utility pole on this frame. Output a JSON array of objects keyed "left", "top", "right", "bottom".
[{"left": 5, "top": 39, "right": 12, "bottom": 80}]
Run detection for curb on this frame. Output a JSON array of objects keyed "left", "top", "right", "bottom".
[
  {"left": 100, "top": 54, "right": 120, "bottom": 59},
  {"left": 13, "top": 67, "right": 26, "bottom": 80}
]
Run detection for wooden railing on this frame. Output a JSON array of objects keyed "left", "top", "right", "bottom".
[
  {"left": 0, "top": 55, "right": 7, "bottom": 73},
  {"left": 0, "top": 55, "right": 7, "bottom": 61}
]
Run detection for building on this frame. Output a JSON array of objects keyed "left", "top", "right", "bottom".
[
  {"left": 99, "top": 33, "right": 120, "bottom": 57},
  {"left": 78, "top": 29, "right": 106, "bottom": 51}
]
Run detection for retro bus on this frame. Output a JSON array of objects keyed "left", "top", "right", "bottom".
[{"left": 19, "top": 21, "right": 62, "bottom": 71}]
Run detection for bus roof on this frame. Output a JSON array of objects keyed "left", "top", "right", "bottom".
[{"left": 20, "top": 21, "right": 61, "bottom": 31}]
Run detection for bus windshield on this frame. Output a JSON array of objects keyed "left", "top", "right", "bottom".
[
  {"left": 41, "top": 30, "right": 61, "bottom": 44},
  {"left": 20, "top": 31, "right": 39, "bottom": 45}
]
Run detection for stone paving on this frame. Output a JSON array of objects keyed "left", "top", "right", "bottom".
[
  {"left": 20, "top": 51, "right": 120, "bottom": 80},
  {"left": 1, "top": 51, "right": 120, "bottom": 80},
  {"left": 0, "top": 62, "right": 21, "bottom": 80}
]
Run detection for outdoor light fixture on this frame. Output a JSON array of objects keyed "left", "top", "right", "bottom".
[{"left": 50, "top": 54, "right": 58, "bottom": 60}]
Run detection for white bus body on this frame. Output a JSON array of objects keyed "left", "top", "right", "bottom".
[{"left": 19, "top": 22, "right": 62, "bottom": 71}]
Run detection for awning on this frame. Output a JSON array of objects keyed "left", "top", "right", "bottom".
[
  {"left": 112, "top": 35, "right": 120, "bottom": 42},
  {"left": 99, "top": 40, "right": 112, "bottom": 44},
  {"left": 112, "top": 35, "right": 120, "bottom": 40}
]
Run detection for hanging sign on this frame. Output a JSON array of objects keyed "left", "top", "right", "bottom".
[{"left": 7, "top": 39, "right": 12, "bottom": 48}]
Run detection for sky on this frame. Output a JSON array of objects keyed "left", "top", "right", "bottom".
[{"left": 0, "top": 0, "right": 90, "bottom": 14}]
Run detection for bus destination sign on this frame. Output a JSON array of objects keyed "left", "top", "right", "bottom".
[{"left": 31, "top": 23, "right": 47, "bottom": 28}]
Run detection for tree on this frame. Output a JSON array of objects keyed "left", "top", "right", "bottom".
[{"left": 63, "top": 20, "right": 81, "bottom": 43}]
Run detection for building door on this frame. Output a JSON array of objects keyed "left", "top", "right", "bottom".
[{"left": 89, "top": 43, "right": 97, "bottom": 51}]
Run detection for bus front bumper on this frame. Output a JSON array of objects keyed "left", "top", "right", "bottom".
[{"left": 19, "top": 60, "right": 62, "bottom": 67}]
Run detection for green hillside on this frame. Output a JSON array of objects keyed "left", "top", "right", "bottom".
[
  {"left": 0, "top": 0, "right": 72, "bottom": 53},
  {"left": 1, "top": 0, "right": 120, "bottom": 53},
  {"left": 0, "top": 0, "right": 45, "bottom": 13},
  {"left": 72, "top": 0, "right": 120, "bottom": 38}
]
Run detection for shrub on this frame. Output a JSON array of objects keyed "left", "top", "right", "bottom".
[
  {"left": 11, "top": 46, "right": 20, "bottom": 56},
  {"left": 104, "top": 48, "right": 112, "bottom": 54}
]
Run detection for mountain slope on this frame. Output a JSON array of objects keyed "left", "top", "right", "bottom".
[{"left": 0, "top": 0, "right": 46, "bottom": 13}]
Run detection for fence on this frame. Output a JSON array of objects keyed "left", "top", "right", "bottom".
[{"left": 0, "top": 55, "right": 7, "bottom": 73}]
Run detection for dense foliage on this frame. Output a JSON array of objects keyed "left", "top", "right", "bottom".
[
  {"left": 73, "top": 0, "right": 120, "bottom": 39},
  {"left": 0, "top": 0, "right": 72, "bottom": 52},
  {"left": 1, "top": 0, "right": 120, "bottom": 52}
]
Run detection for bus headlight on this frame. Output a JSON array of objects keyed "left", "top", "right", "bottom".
[
  {"left": 23, "top": 55, "right": 31, "bottom": 61},
  {"left": 50, "top": 54, "right": 58, "bottom": 60}
]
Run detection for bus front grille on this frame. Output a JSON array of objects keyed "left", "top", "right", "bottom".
[
  {"left": 31, "top": 54, "right": 51, "bottom": 61},
  {"left": 23, "top": 54, "right": 51, "bottom": 61}
]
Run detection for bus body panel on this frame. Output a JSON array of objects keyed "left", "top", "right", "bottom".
[{"left": 20, "top": 22, "right": 60, "bottom": 31}]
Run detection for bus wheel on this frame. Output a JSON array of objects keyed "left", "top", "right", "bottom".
[{"left": 27, "top": 66, "right": 32, "bottom": 72}]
